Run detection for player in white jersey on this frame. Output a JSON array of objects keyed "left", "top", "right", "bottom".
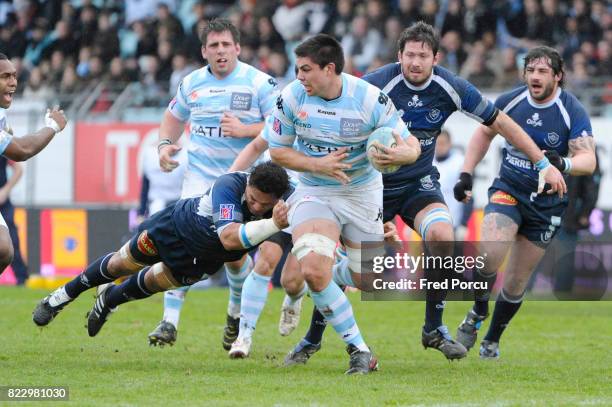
[
  {"left": 268, "top": 34, "right": 420, "bottom": 374},
  {"left": 0, "top": 53, "right": 67, "bottom": 275},
  {"left": 148, "top": 19, "right": 279, "bottom": 350}
]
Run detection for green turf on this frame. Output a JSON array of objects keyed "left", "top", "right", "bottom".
[{"left": 1, "top": 286, "right": 611, "bottom": 406}]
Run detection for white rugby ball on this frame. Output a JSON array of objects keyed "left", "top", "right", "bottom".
[{"left": 367, "top": 127, "right": 400, "bottom": 174}]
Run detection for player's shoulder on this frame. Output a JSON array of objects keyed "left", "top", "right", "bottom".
[
  {"left": 179, "top": 66, "right": 209, "bottom": 91},
  {"left": 237, "top": 62, "right": 278, "bottom": 87},
  {"left": 214, "top": 171, "right": 248, "bottom": 193},
  {"left": 495, "top": 85, "right": 529, "bottom": 110},
  {"left": 558, "top": 88, "right": 588, "bottom": 116},
  {"left": 362, "top": 62, "right": 402, "bottom": 89},
  {"left": 279, "top": 79, "right": 306, "bottom": 105}
]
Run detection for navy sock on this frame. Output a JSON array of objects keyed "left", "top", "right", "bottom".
[
  {"left": 484, "top": 289, "right": 524, "bottom": 343},
  {"left": 105, "top": 268, "right": 154, "bottom": 308},
  {"left": 473, "top": 270, "right": 497, "bottom": 316},
  {"left": 424, "top": 267, "right": 447, "bottom": 332},
  {"left": 65, "top": 253, "right": 115, "bottom": 298},
  {"left": 304, "top": 305, "right": 327, "bottom": 345}
]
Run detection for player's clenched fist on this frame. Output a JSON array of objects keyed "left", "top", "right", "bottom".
[
  {"left": 453, "top": 172, "right": 473, "bottom": 203},
  {"left": 272, "top": 199, "right": 289, "bottom": 229},
  {"left": 44, "top": 107, "right": 67, "bottom": 133},
  {"left": 158, "top": 143, "right": 182, "bottom": 172}
]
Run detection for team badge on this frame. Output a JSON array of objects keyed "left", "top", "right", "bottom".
[
  {"left": 272, "top": 117, "right": 282, "bottom": 135},
  {"left": 220, "top": 204, "right": 235, "bottom": 221},
  {"left": 137, "top": 231, "right": 158, "bottom": 256},
  {"left": 545, "top": 132, "right": 561, "bottom": 148},
  {"left": 490, "top": 191, "right": 518, "bottom": 205},
  {"left": 420, "top": 175, "right": 434, "bottom": 191},
  {"left": 426, "top": 108, "right": 442, "bottom": 123}
]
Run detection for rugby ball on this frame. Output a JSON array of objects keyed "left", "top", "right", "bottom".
[{"left": 367, "top": 127, "right": 400, "bottom": 174}]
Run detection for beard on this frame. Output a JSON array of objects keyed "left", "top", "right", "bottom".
[{"left": 530, "top": 81, "right": 556, "bottom": 101}]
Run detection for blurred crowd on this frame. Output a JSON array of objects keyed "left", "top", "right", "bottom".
[{"left": 0, "top": 0, "right": 610, "bottom": 110}]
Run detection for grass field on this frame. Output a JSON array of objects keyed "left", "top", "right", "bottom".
[{"left": 1, "top": 286, "right": 611, "bottom": 406}]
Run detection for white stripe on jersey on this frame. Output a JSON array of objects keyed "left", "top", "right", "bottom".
[
  {"left": 381, "top": 73, "right": 404, "bottom": 95},
  {"left": 432, "top": 75, "right": 462, "bottom": 110},
  {"left": 555, "top": 99, "right": 571, "bottom": 130},
  {"left": 502, "top": 89, "right": 529, "bottom": 114}
]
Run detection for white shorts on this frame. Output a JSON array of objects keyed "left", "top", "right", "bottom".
[
  {"left": 287, "top": 177, "right": 384, "bottom": 242},
  {"left": 0, "top": 213, "right": 6, "bottom": 228},
  {"left": 180, "top": 171, "right": 213, "bottom": 199}
]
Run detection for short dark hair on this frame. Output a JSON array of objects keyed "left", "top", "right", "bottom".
[
  {"left": 0, "top": 53, "right": 8, "bottom": 61},
  {"left": 523, "top": 46, "right": 565, "bottom": 87},
  {"left": 199, "top": 18, "right": 240, "bottom": 46},
  {"left": 398, "top": 21, "right": 440, "bottom": 55},
  {"left": 295, "top": 34, "right": 344, "bottom": 74},
  {"left": 249, "top": 161, "right": 289, "bottom": 198}
]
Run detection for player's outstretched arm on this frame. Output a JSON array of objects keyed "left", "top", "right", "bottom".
[
  {"left": 219, "top": 200, "right": 289, "bottom": 251},
  {"left": 228, "top": 135, "right": 269, "bottom": 172},
  {"left": 158, "top": 110, "right": 186, "bottom": 172},
  {"left": 3, "top": 107, "right": 66, "bottom": 161},
  {"left": 270, "top": 146, "right": 352, "bottom": 184}
]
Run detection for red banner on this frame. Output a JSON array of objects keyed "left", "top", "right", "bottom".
[{"left": 74, "top": 123, "right": 159, "bottom": 203}]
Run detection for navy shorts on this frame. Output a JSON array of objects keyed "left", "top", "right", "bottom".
[
  {"left": 383, "top": 171, "right": 446, "bottom": 229},
  {"left": 128, "top": 205, "right": 243, "bottom": 286},
  {"left": 484, "top": 178, "right": 567, "bottom": 248}
]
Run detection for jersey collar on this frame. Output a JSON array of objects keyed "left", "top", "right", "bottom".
[
  {"left": 526, "top": 87, "right": 561, "bottom": 109},
  {"left": 401, "top": 66, "right": 434, "bottom": 91}
]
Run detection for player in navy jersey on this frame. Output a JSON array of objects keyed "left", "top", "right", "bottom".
[
  {"left": 286, "top": 22, "right": 568, "bottom": 364},
  {"left": 0, "top": 53, "right": 67, "bottom": 276},
  {"left": 152, "top": 19, "right": 279, "bottom": 350},
  {"left": 453, "top": 46, "right": 596, "bottom": 359},
  {"left": 32, "top": 163, "right": 291, "bottom": 338}
]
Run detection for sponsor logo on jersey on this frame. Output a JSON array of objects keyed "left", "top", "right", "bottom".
[
  {"left": 426, "top": 108, "right": 443, "bottom": 123},
  {"left": 527, "top": 112, "right": 542, "bottom": 127},
  {"left": 193, "top": 125, "right": 223, "bottom": 137},
  {"left": 505, "top": 154, "right": 534, "bottom": 170},
  {"left": 137, "top": 230, "right": 158, "bottom": 256},
  {"left": 407, "top": 94, "right": 424, "bottom": 108},
  {"left": 490, "top": 190, "right": 518, "bottom": 205},
  {"left": 317, "top": 108, "right": 335, "bottom": 116},
  {"left": 219, "top": 204, "right": 235, "bottom": 221},
  {"left": 189, "top": 90, "right": 199, "bottom": 101},
  {"left": 545, "top": 132, "right": 561, "bottom": 148},
  {"left": 230, "top": 92, "right": 253, "bottom": 111},
  {"left": 298, "top": 110, "right": 308, "bottom": 121},
  {"left": 209, "top": 88, "right": 225, "bottom": 94},
  {"left": 340, "top": 118, "right": 362, "bottom": 137}
]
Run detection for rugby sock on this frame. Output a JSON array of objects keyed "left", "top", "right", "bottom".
[
  {"left": 63, "top": 253, "right": 115, "bottom": 300},
  {"left": 424, "top": 300, "right": 446, "bottom": 332},
  {"left": 310, "top": 281, "right": 368, "bottom": 352},
  {"left": 282, "top": 283, "right": 308, "bottom": 307},
  {"left": 226, "top": 256, "right": 253, "bottom": 318},
  {"left": 105, "top": 268, "right": 154, "bottom": 308},
  {"left": 483, "top": 289, "right": 524, "bottom": 343},
  {"left": 473, "top": 269, "right": 498, "bottom": 316},
  {"left": 238, "top": 271, "right": 271, "bottom": 339},
  {"left": 332, "top": 252, "right": 355, "bottom": 287},
  {"left": 304, "top": 305, "right": 327, "bottom": 345},
  {"left": 163, "top": 286, "right": 189, "bottom": 328}
]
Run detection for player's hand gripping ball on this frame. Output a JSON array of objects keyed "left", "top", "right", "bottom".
[{"left": 367, "top": 127, "right": 401, "bottom": 174}]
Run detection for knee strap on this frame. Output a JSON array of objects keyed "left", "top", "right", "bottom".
[
  {"left": 291, "top": 233, "right": 336, "bottom": 261},
  {"left": 418, "top": 208, "right": 453, "bottom": 239}
]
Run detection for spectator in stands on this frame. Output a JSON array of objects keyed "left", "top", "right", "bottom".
[
  {"left": 272, "top": 0, "right": 311, "bottom": 43},
  {"left": 23, "top": 19, "right": 54, "bottom": 69},
  {"left": 168, "top": 52, "right": 196, "bottom": 95},
  {"left": 155, "top": 3, "right": 184, "bottom": 45},
  {"left": 595, "top": 40, "right": 612, "bottom": 77},
  {"left": 157, "top": 40, "right": 173, "bottom": 83},
  {"left": 23, "top": 67, "right": 53, "bottom": 100},
  {"left": 49, "top": 19, "right": 78, "bottom": 61},
  {"left": 398, "top": 0, "right": 423, "bottom": 28},
  {"left": 341, "top": 14, "right": 382, "bottom": 73},
  {"left": 378, "top": 16, "right": 402, "bottom": 64},
  {"left": 541, "top": 0, "right": 567, "bottom": 46},
  {"left": 494, "top": 47, "right": 521, "bottom": 89},
  {"left": 0, "top": 14, "right": 27, "bottom": 59},
  {"left": 440, "top": 30, "right": 466, "bottom": 74},
  {"left": 462, "top": 0, "right": 495, "bottom": 43},
  {"left": 330, "top": 0, "right": 353, "bottom": 39},
  {"left": 58, "top": 65, "right": 82, "bottom": 95},
  {"left": 255, "top": 16, "right": 284, "bottom": 52},
  {"left": 75, "top": 5, "right": 98, "bottom": 49},
  {"left": 462, "top": 43, "right": 496, "bottom": 88},
  {"left": 441, "top": 0, "right": 463, "bottom": 37},
  {"left": 92, "top": 12, "right": 119, "bottom": 62},
  {"left": 366, "top": 0, "right": 388, "bottom": 33},
  {"left": 134, "top": 20, "right": 157, "bottom": 58},
  {"left": 420, "top": 0, "right": 438, "bottom": 27},
  {"left": 47, "top": 50, "right": 65, "bottom": 85}
]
